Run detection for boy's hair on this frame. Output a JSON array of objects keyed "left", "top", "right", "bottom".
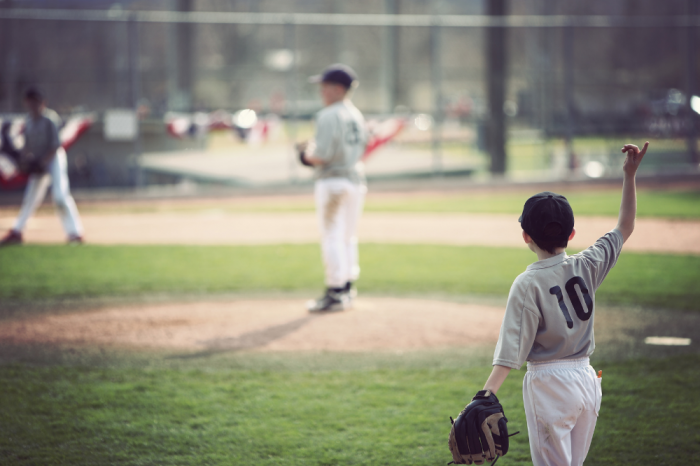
[
  {"left": 532, "top": 222, "right": 569, "bottom": 254},
  {"left": 24, "top": 86, "right": 45, "bottom": 102}
]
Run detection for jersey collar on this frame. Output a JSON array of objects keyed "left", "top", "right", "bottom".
[{"left": 526, "top": 251, "right": 568, "bottom": 270}]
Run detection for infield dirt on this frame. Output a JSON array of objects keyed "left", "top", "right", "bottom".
[{"left": 0, "top": 297, "right": 697, "bottom": 363}]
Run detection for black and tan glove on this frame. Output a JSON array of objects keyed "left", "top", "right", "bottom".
[{"left": 448, "top": 390, "right": 518, "bottom": 465}]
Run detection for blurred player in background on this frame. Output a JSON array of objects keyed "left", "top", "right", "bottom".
[
  {"left": 0, "top": 87, "right": 84, "bottom": 246},
  {"left": 297, "top": 64, "right": 368, "bottom": 312}
]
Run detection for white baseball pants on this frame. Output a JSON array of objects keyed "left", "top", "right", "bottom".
[
  {"left": 523, "top": 357, "right": 602, "bottom": 466},
  {"left": 314, "top": 177, "right": 366, "bottom": 288},
  {"left": 13, "top": 147, "right": 83, "bottom": 237}
]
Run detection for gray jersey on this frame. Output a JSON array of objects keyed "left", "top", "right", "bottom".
[
  {"left": 493, "top": 229, "right": 624, "bottom": 369},
  {"left": 312, "top": 100, "right": 367, "bottom": 184},
  {"left": 24, "top": 110, "right": 61, "bottom": 159}
]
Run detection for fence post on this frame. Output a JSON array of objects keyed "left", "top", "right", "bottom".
[
  {"left": 430, "top": 16, "right": 443, "bottom": 175},
  {"left": 686, "top": 1, "right": 698, "bottom": 166},
  {"left": 563, "top": 23, "right": 575, "bottom": 173},
  {"left": 129, "top": 13, "right": 143, "bottom": 188},
  {"left": 286, "top": 20, "right": 299, "bottom": 183},
  {"left": 381, "top": 0, "right": 398, "bottom": 114},
  {"left": 486, "top": 0, "right": 508, "bottom": 175}
]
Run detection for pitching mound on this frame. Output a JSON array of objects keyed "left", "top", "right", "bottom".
[{"left": 0, "top": 298, "right": 505, "bottom": 353}]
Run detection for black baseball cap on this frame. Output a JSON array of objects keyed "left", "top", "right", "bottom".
[
  {"left": 24, "top": 86, "right": 45, "bottom": 101},
  {"left": 308, "top": 64, "right": 357, "bottom": 89},
  {"left": 518, "top": 192, "right": 574, "bottom": 242}
]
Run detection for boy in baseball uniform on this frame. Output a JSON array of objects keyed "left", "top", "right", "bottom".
[
  {"left": 478, "top": 142, "right": 648, "bottom": 465},
  {"left": 297, "top": 64, "right": 368, "bottom": 312},
  {"left": 0, "top": 87, "right": 84, "bottom": 246}
]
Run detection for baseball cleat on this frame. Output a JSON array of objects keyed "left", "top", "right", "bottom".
[
  {"left": 307, "top": 288, "right": 348, "bottom": 312},
  {"left": 344, "top": 281, "right": 357, "bottom": 299},
  {"left": 67, "top": 234, "right": 84, "bottom": 245},
  {"left": 0, "top": 229, "right": 22, "bottom": 246},
  {"left": 343, "top": 281, "right": 357, "bottom": 308}
]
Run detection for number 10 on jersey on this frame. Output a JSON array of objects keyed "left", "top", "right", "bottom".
[{"left": 549, "top": 276, "right": 594, "bottom": 329}]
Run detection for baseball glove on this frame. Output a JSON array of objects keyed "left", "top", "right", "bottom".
[
  {"left": 448, "top": 390, "right": 518, "bottom": 465},
  {"left": 295, "top": 141, "right": 314, "bottom": 167},
  {"left": 298, "top": 149, "right": 312, "bottom": 167},
  {"left": 18, "top": 155, "right": 47, "bottom": 175}
]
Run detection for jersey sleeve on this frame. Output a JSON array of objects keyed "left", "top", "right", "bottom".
[
  {"left": 578, "top": 229, "right": 624, "bottom": 289},
  {"left": 492, "top": 275, "right": 541, "bottom": 370},
  {"left": 313, "top": 112, "right": 338, "bottom": 162}
]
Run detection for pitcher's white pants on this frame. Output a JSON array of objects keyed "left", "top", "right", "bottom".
[
  {"left": 13, "top": 148, "right": 83, "bottom": 237},
  {"left": 314, "top": 178, "right": 366, "bottom": 288},
  {"left": 523, "top": 357, "right": 602, "bottom": 466}
]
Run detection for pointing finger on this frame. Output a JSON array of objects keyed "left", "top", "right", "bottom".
[{"left": 638, "top": 141, "right": 649, "bottom": 158}]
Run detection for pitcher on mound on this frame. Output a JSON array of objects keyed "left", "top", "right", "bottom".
[{"left": 296, "top": 64, "right": 368, "bottom": 312}]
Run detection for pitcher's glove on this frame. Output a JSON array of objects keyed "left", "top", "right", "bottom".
[
  {"left": 18, "top": 155, "right": 47, "bottom": 175},
  {"left": 295, "top": 141, "right": 314, "bottom": 167},
  {"left": 447, "top": 390, "right": 518, "bottom": 465}
]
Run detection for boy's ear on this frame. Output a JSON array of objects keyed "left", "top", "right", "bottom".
[
  {"left": 522, "top": 230, "right": 532, "bottom": 244},
  {"left": 569, "top": 228, "right": 576, "bottom": 241}
]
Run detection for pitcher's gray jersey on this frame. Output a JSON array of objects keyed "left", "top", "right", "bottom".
[
  {"left": 313, "top": 100, "right": 367, "bottom": 184},
  {"left": 24, "top": 109, "right": 61, "bottom": 159},
  {"left": 493, "top": 229, "right": 624, "bottom": 369}
]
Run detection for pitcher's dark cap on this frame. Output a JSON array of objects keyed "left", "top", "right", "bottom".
[
  {"left": 309, "top": 64, "right": 357, "bottom": 89},
  {"left": 519, "top": 192, "right": 574, "bottom": 242},
  {"left": 24, "top": 86, "right": 44, "bottom": 101}
]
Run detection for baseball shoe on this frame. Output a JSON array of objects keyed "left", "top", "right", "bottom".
[
  {"left": 307, "top": 288, "right": 348, "bottom": 313},
  {"left": 67, "top": 234, "right": 84, "bottom": 245},
  {"left": 344, "top": 281, "right": 357, "bottom": 298},
  {"left": 343, "top": 281, "right": 357, "bottom": 307},
  {"left": 0, "top": 229, "right": 22, "bottom": 246}
]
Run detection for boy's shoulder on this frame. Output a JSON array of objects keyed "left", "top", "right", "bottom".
[
  {"left": 512, "top": 229, "right": 624, "bottom": 299},
  {"left": 346, "top": 101, "right": 365, "bottom": 121},
  {"left": 42, "top": 108, "right": 61, "bottom": 126},
  {"left": 316, "top": 104, "right": 342, "bottom": 125},
  {"left": 508, "top": 266, "right": 540, "bottom": 297},
  {"left": 570, "top": 229, "right": 624, "bottom": 264}
]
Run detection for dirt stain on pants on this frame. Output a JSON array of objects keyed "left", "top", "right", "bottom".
[{"left": 324, "top": 191, "right": 344, "bottom": 228}]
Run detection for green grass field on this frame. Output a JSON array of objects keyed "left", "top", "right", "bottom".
[
  {"left": 366, "top": 189, "right": 700, "bottom": 219},
  {"left": 0, "top": 355, "right": 698, "bottom": 465},
  {"left": 2, "top": 244, "right": 699, "bottom": 313},
  {"left": 62, "top": 189, "right": 700, "bottom": 219}
]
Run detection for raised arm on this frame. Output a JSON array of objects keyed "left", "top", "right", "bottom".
[{"left": 616, "top": 141, "right": 648, "bottom": 243}]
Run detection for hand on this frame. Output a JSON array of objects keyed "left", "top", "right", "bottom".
[{"left": 621, "top": 141, "right": 648, "bottom": 176}]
